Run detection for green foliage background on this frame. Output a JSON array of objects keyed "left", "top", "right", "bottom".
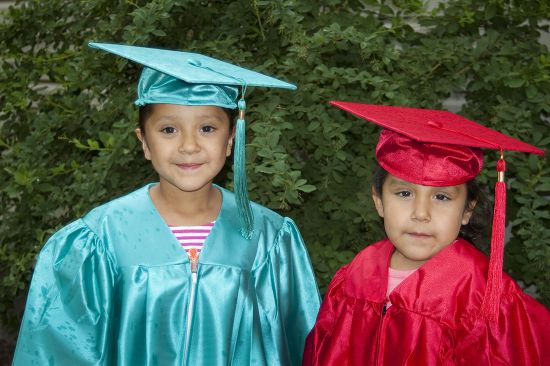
[{"left": 1, "top": 0, "right": 549, "bottom": 344}]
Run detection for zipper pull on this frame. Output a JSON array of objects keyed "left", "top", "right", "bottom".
[{"left": 188, "top": 248, "right": 200, "bottom": 273}]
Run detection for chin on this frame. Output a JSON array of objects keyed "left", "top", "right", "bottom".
[
  {"left": 178, "top": 183, "right": 212, "bottom": 193},
  {"left": 402, "top": 249, "right": 434, "bottom": 262},
  {"left": 161, "top": 179, "right": 214, "bottom": 193}
]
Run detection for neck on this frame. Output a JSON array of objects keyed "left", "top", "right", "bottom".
[
  {"left": 149, "top": 182, "right": 222, "bottom": 226},
  {"left": 389, "top": 250, "right": 426, "bottom": 270}
]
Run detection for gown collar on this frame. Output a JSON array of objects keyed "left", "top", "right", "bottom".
[
  {"left": 344, "top": 238, "right": 486, "bottom": 318},
  {"left": 141, "top": 183, "right": 253, "bottom": 269}
]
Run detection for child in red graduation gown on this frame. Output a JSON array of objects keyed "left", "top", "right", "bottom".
[{"left": 303, "top": 102, "right": 550, "bottom": 366}]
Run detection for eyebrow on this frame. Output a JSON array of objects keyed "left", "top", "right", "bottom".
[
  {"left": 435, "top": 185, "right": 461, "bottom": 194},
  {"left": 195, "top": 114, "right": 225, "bottom": 121},
  {"left": 387, "top": 177, "right": 411, "bottom": 186}
]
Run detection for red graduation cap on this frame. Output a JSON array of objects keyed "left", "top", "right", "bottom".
[{"left": 331, "top": 101, "right": 545, "bottom": 321}]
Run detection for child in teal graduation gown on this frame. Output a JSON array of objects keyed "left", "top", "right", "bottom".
[{"left": 13, "top": 43, "right": 320, "bottom": 365}]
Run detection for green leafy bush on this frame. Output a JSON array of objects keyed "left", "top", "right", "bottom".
[{"left": 1, "top": 0, "right": 549, "bottom": 346}]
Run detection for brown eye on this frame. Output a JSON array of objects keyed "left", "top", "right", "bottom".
[
  {"left": 435, "top": 193, "right": 450, "bottom": 201},
  {"left": 161, "top": 127, "right": 176, "bottom": 134},
  {"left": 200, "top": 125, "right": 216, "bottom": 133}
]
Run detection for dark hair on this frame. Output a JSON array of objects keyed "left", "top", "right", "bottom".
[
  {"left": 138, "top": 104, "right": 237, "bottom": 133},
  {"left": 371, "top": 165, "right": 490, "bottom": 245}
]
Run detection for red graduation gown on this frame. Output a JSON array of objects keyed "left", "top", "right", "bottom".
[{"left": 303, "top": 238, "right": 550, "bottom": 365}]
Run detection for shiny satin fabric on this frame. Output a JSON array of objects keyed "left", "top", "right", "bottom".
[
  {"left": 135, "top": 67, "right": 240, "bottom": 108},
  {"left": 13, "top": 184, "right": 320, "bottom": 365},
  {"left": 376, "top": 129, "right": 485, "bottom": 186},
  {"left": 303, "top": 239, "right": 550, "bottom": 366}
]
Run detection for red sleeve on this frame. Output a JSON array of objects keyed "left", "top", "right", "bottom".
[
  {"left": 457, "top": 289, "right": 550, "bottom": 365},
  {"left": 302, "top": 265, "right": 348, "bottom": 366}
]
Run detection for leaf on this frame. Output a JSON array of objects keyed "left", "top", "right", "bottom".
[
  {"left": 297, "top": 184, "right": 316, "bottom": 193},
  {"left": 506, "top": 77, "right": 526, "bottom": 88}
]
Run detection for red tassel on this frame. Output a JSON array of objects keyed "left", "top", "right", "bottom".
[{"left": 480, "top": 157, "right": 506, "bottom": 322}]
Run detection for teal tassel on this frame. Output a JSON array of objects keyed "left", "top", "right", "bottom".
[{"left": 234, "top": 116, "right": 254, "bottom": 239}]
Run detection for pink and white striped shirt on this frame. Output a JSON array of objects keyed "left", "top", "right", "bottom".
[{"left": 169, "top": 222, "right": 215, "bottom": 256}]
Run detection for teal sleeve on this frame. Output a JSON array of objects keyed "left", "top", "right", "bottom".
[
  {"left": 253, "top": 217, "right": 321, "bottom": 366},
  {"left": 13, "top": 219, "right": 118, "bottom": 365}
]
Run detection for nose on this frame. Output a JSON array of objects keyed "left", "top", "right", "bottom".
[
  {"left": 411, "top": 196, "right": 431, "bottom": 222},
  {"left": 178, "top": 132, "right": 200, "bottom": 154}
]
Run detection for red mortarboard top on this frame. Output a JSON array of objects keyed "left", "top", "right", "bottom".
[
  {"left": 330, "top": 101, "right": 545, "bottom": 322},
  {"left": 330, "top": 102, "right": 544, "bottom": 154},
  {"left": 330, "top": 102, "right": 543, "bottom": 185}
]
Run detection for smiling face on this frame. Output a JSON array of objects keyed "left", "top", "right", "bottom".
[
  {"left": 136, "top": 104, "right": 234, "bottom": 195},
  {"left": 372, "top": 174, "right": 476, "bottom": 270}
]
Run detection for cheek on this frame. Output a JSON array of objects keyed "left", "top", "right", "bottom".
[
  {"left": 380, "top": 199, "right": 404, "bottom": 219},
  {"left": 146, "top": 141, "right": 172, "bottom": 161},
  {"left": 437, "top": 206, "right": 468, "bottom": 233},
  {"left": 380, "top": 206, "right": 403, "bottom": 230},
  {"left": 211, "top": 136, "right": 230, "bottom": 156}
]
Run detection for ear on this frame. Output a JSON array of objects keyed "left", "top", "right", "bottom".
[
  {"left": 461, "top": 199, "right": 477, "bottom": 225},
  {"left": 372, "top": 186, "right": 385, "bottom": 218},
  {"left": 226, "top": 126, "right": 235, "bottom": 157},
  {"left": 135, "top": 128, "right": 151, "bottom": 161}
]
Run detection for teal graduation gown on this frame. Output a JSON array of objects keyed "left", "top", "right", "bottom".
[{"left": 13, "top": 184, "right": 320, "bottom": 365}]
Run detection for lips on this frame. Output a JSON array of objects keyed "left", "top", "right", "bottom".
[
  {"left": 408, "top": 232, "right": 432, "bottom": 238},
  {"left": 176, "top": 163, "right": 203, "bottom": 170}
]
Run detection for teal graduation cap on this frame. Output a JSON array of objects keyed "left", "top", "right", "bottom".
[{"left": 89, "top": 42, "right": 297, "bottom": 238}]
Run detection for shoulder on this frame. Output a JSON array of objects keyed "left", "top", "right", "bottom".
[
  {"left": 449, "top": 238, "right": 490, "bottom": 267},
  {"left": 216, "top": 188, "right": 306, "bottom": 270},
  {"left": 250, "top": 206, "right": 303, "bottom": 270},
  {"left": 36, "top": 216, "right": 118, "bottom": 274},
  {"left": 340, "top": 239, "right": 393, "bottom": 300},
  {"left": 247, "top": 190, "right": 287, "bottom": 229},
  {"left": 81, "top": 184, "right": 153, "bottom": 232},
  {"left": 351, "top": 239, "right": 393, "bottom": 264},
  {"left": 440, "top": 239, "right": 523, "bottom": 299},
  {"left": 43, "top": 218, "right": 98, "bottom": 249},
  {"left": 450, "top": 245, "right": 537, "bottom": 312},
  {"left": 456, "top": 279, "right": 550, "bottom": 364},
  {"left": 346, "top": 239, "right": 393, "bottom": 278},
  {"left": 317, "top": 241, "right": 392, "bottom": 307},
  {"left": 434, "top": 239, "right": 546, "bottom": 323},
  {"left": 36, "top": 186, "right": 152, "bottom": 264},
  {"left": 33, "top": 189, "right": 152, "bottom": 266},
  {"left": 217, "top": 185, "right": 286, "bottom": 232},
  {"left": 425, "top": 238, "right": 490, "bottom": 286}
]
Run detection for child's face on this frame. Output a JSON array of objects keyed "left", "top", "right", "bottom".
[
  {"left": 372, "top": 174, "right": 475, "bottom": 270},
  {"left": 136, "top": 104, "right": 234, "bottom": 194}
]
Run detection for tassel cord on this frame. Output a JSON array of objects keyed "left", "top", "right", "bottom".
[
  {"left": 480, "top": 157, "right": 506, "bottom": 322},
  {"left": 234, "top": 116, "right": 254, "bottom": 239}
]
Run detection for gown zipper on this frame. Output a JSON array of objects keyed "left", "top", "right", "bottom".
[
  {"left": 182, "top": 249, "right": 200, "bottom": 365},
  {"left": 374, "top": 301, "right": 388, "bottom": 365}
]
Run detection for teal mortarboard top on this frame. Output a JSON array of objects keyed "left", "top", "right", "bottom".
[
  {"left": 88, "top": 42, "right": 296, "bottom": 90},
  {"left": 89, "top": 42, "right": 297, "bottom": 238}
]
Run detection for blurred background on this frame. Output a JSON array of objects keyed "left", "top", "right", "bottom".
[{"left": 1, "top": 0, "right": 549, "bottom": 363}]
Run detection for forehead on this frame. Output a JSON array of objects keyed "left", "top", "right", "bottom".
[{"left": 145, "top": 104, "right": 230, "bottom": 121}]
